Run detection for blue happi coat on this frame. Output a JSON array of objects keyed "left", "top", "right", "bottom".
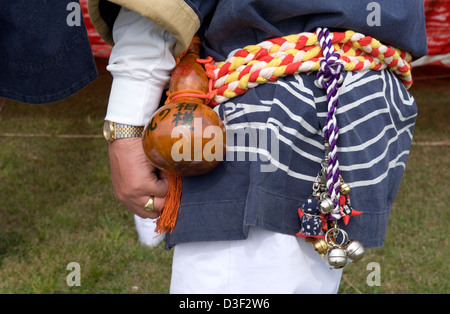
[
  {"left": 0, "top": 1, "right": 97, "bottom": 104},
  {"left": 91, "top": 0, "right": 428, "bottom": 248}
]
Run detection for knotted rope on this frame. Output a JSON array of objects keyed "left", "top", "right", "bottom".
[
  {"left": 165, "top": 57, "right": 217, "bottom": 105},
  {"left": 315, "top": 27, "right": 344, "bottom": 211},
  {"left": 208, "top": 29, "right": 412, "bottom": 106}
]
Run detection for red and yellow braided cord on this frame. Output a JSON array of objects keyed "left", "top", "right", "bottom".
[{"left": 209, "top": 30, "right": 413, "bottom": 105}]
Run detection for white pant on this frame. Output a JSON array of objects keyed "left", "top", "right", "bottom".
[
  {"left": 134, "top": 215, "right": 165, "bottom": 247},
  {"left": 170, "top": 227, "right": 342, "bottom": 294}
]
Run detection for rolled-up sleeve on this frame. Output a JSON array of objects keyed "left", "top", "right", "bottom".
[
  {"left": 88, "top": 0, "right": 201, "bottom": 58},
  {"left": 105, "top": 7, "right": 177, "bottom": 126}
]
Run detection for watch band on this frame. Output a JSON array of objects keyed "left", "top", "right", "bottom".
[
  {"left": 103, "top": 120, "right": 144, "bottom": 142},
  {"left": 113, "top": 123, "right": 145, "bottom": 139}
]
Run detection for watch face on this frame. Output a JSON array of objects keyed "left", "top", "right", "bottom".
[{"left": 103, "top": 121, "right": 113, "bottom": 141}]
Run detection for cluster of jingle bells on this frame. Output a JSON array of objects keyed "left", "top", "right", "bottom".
[{"left": 296, "top": 143, "right": 365, "bottom": 269}]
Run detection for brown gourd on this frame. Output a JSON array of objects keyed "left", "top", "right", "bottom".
[{"left": 142, "top": 37, "right": 226, "bottom": 234}]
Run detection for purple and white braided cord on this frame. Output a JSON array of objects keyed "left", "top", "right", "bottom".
[{"left": 315, "top": 27, "right": 344, "bottom": 211}]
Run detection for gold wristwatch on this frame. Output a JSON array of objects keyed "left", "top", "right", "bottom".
[{"left": 103, "top": 120, "right": 145, "bottom": 143}]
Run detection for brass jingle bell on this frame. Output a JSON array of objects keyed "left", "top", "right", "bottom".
[
  {"left": 326, "top": 247, "right": 348, "bottom": 269},
  {"left": 345, "top": 240, "right": 365, "bottom": 262},
  {"left": 313, "top": 238, "right": 329, "bottom": 256},
  {"left": 319, "top": 193, "right": 334, "bottom": 214},
  {"left": 339, "top": 175, "right": 351, "bottom": 194},
  {"left": 340, "top": 182, "right": 351, "bottom": 195}
]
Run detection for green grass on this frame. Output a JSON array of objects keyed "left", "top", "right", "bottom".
[
  {"left": 0, "top": 61, "right": 448, "bottom": 294},
  {"left": 0, "top": 64, "right": 173, "bottom": 294},
  {"left": 0, "top": 137, "right": 173, "bottom": 294}
]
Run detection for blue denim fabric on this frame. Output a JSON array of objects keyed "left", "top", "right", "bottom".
[
  {"left": 0, "top": 1, "right": 97, "bottom": 104},
  {"left": 98, "top": 0, "right": 428, "bottom": 62},
  {"left": 185, "top": 0, "right": 428, "bottom": 61}
]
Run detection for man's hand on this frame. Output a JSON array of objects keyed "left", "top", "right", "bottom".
[{"left": 108, "top": 138, "right": 168, "bottom": 219}]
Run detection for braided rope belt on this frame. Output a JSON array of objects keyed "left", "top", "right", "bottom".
[{"left": 209, "top": 29, "right": 412, "bottom": 107}]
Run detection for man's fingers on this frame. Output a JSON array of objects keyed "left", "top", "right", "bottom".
[
  {"left": 143, "top": 175, "right": 169, "bottom": 197},
  {"left": 107, "top": 138, "right": 170, "bottom": 217}
]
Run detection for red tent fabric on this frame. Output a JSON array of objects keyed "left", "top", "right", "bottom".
[
  {"left": 425, "top": 0, "right": 450, "bottom": 56},
  {"left": 81, "top": 0, "right": 111, "bottom": 58},
  {"left": 413, "top": 0, "right": 450, "bottom": 67}
]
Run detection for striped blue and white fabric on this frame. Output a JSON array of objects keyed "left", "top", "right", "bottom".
[{"left": 166, "top": 69, "right": 417, "bottom": 249}]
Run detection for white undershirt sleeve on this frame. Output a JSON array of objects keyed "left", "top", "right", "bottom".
[{"left": 105, "top": 7, "right": 177, "bottom": 126}]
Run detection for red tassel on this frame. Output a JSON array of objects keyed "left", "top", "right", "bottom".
[{"left": 155, "top": 173, "right": 183, "bottom": 235}]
